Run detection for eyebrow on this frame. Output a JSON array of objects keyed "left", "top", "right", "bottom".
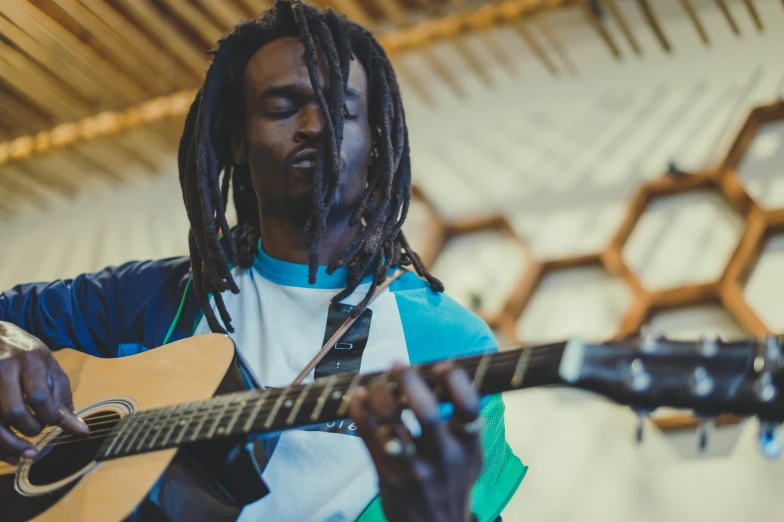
[{"left": 258, "top": 84, "right": 363, "bottom": 101}]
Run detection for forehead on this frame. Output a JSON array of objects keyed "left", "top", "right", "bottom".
[{"left": 245, "top": 36, "right": 367, "bottom": 99}]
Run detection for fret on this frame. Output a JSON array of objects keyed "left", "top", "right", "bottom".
[
  {"left": 139, "top": 407, "right": 168, "bottom": 451},
  {"left": 510, "top": 348, "right": 532, "bottom": 388},
  {"left": 189, "top": 401, "right": 215, "bottom": 442},
  {"left": 311, "top": 375, "right": 338, "bottom": 422},
  {"left": 122, "top": 411, "right": 153, "bottom": 455},
  {"left": 243, "top": 391, "right": 270, "bottom": 432},
  {"left": 175, "top": 402, "right": 199, "bottom": 445},
  {"left": 472, "top": 353, "right": 492, "bottom": 389},
  {"left": 286, "top": 382, "right": 314, "bottom": 426},
  {"left": 102, "top": 416, "right": 132, "bottom": 457},
  {"left": 206, "top": 398, "right": 232, "bottom": 439},
  {"left": 264, "top": 387, "right": 292, "bottom": 429},
  {"left": 160, "top": 403, "right": 187, "bottom": 448},
  {"left": 224, "top": 398, "right": 248, "bottom": 435},
  {"left": 336, "top": 372, "right": 362, "bottom": 417}
]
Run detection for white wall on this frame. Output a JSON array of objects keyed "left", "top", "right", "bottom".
[{"left": 1, "top": 1, "right": 784, "bottom": 520}]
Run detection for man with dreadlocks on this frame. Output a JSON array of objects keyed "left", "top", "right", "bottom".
[{"left": 0, "top": 1, "right": 525, "bottom": 521}]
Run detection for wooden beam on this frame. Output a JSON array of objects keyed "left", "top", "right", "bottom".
[
  {"left": 326, "top": 0, "right": 374, "bottom": 26},
  {"left": 77, "top": 0, "right": 197, "bottom": 85},
  {"left": 635, "top": 0, "right": 672, "bottom": 52},
  {"left": 0, "top": 0, "right": 147, "bottom": 103},
  {"left": 0, "top": 50, "right": 89, "bottom": 120},
  {"left": 679, "top": 0, "right": 710, "bottom": 45},
  {"left": 582, "top": 1, "right": 622, "bottom": 59},
  {"left": 3, "top": 163, "right": 79, "bottom": 198},
  {"left": 233, "top": 0, "right": 273, "bottom": 18},
  {"left": 393, "top": 58, "right": 437, "bottom": 106},
  {"left": 453, "top": 38, "right": 496, "bottom": 87},
  {"left": 421, "top": 47, "right": 467, "bottom": 98},
  {"left": 512, "top": 19, "right": 559, "bottom": 75},
  {"left": 529, "top": 11, "right": 577, "bottom": 75},
  {"left": 605, "top": 0, "right": 642, "bottom": 55},
  {"left": 0, "top": 0, "right": 583, "bottom": 161},
  {"left": 479, "top": 32, "right": 519, "bottom": 77},
  {"left": 742, "top": 0, "right": 763, "bottom": 31},
  {"left": 0, "top": 89, "right": 197, "bottom": 166},
  {"left": 158, "top": 0, "right": 224, "bottom": 43},
  {"left": 198, "top": 0, "right": 249, "bottom": 28},
  {"left": 0, "top": 169, "right": 50, "bottom": 210},
  {"left": 373, "top": 0, "right": 408, "bottom": 22},
  {"left": 0, "top": 10, "right": 105, "bottom": 103},
  {"left": 714, "top": 0, "right": 741, "bottom": 36},
  {"left": 444, "top": 0, "right": 518, "bottom": 78},
  {"left": 113, "top": 0, "right": 209, "bottom": 76},
  {"left": 48, "top": 0, "right": 169, "bottom": 93}
]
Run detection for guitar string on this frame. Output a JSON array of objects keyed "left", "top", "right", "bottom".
[
  {"left": 52, "top": 347, "right": 561, "bottom": 438},
  {"left": 21, "top": 354, "right": 563, "bottom": 469},
  {"left": 26, "top": 348, "right": 563, "bottom": 458},
  {"left": 34, "top": 353, "right": 562, "bottom": 463},
  {"left": 49, "top": 348, "right": 556, "bottom": 437},
  {"left": 35, "top": 347, "right": 562, "bottom": 450}
]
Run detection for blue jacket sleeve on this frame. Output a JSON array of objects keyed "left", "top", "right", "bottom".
[{"left": 0, "top": 257, "right": 191, "bottom": 358}]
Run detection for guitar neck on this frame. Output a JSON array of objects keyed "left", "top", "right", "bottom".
[{"left": 96, "top": 342, "right": 567, "bottom": 461}]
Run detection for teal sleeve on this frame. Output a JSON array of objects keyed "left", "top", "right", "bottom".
[{"left": 391, "top": 277, "right": 498, "bottom": 364}]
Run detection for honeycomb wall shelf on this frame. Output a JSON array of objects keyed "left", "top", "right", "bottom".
[{"left": 416, "top": 99, "right": 784, "bottom": 433}]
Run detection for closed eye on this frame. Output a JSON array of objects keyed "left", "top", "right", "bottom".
[
  {"left": 343, "top": 105, "right": 357, "bottom": 120},
  {"left": 267, "top": 110, "right": 297, "bottom": 120}
]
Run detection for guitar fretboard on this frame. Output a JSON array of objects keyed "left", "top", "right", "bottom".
[{"left": 96, "top": 342, "right": 566, "bottom": 460}]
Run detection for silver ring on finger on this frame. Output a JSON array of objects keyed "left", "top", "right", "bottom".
[{"left": 377, "top": 425, "right": 416, "bottom": 458}]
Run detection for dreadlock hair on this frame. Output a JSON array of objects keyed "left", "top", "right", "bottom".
[{"left": 178, "top": 0, "right": 443, "bottom": 335}]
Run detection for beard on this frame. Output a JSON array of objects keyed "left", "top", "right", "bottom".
[{"left": 263, "top": 176, "right": 360, "bottom": 228}]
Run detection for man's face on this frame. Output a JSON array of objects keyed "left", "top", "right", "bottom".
[{"left": 235, "top": 36, "right": 372, "bottom": 225}]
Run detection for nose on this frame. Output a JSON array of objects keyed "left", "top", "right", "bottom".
[{"left": 294, "top": 105, "right": 325, "bottom": 143}]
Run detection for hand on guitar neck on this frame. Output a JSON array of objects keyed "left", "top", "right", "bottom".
[
  {"left": 0, "top": 322, "right": 89, "bottom": 465},
  {"left": 349, "top": 362, "right": 483, "bottom": 522}
]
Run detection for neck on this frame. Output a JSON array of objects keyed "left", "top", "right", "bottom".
[
  {"left": 95, "top": 342, "right": 568, "bottom": 462},
  {"left": 258, "top": 210, "right": 361, "bottom": 266}
]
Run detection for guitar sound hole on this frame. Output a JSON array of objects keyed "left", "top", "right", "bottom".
[{"left": 27, "top": 411, "right": 121, "bottom": 487}]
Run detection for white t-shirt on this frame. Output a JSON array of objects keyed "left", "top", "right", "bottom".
[{"left": 193, "top": 244, "right": 498, "bottom": 521}]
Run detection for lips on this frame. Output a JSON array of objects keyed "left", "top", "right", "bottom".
[{"left": 290, "top": 148, "right": 318, "bottom": 170}]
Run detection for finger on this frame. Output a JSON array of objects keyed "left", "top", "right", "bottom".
[
  {"left": 348, "top": 387, "right": 389, "bottom": 465},
  {"left": 396, "top": 367, "right": 447, "bottom": 455},
  {"left": 51, "top": 369, "right": 88, "bottom": 436},
  {"left": 436, "top": 365, "right": 482, "bottom": 440},
  {"left": 0, "top": 423, "right": 37, "bottom": 463},
  {"left": 368, "top": 378, "right": 401, "bottom": 425},
  {"left": 20, "top": 355, "right": 62, "bottom": 427},
  {"left": 0, "top": 361, "right": 42, "bottom": 436}
]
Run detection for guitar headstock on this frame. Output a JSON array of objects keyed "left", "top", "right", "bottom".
[{"left": 558, "top": 332, "right": 784, "bottom": 457}]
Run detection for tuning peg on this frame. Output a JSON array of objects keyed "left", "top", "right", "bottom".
[
  {"left": 697, "top": 418, "right": 714, "bottom": 452},
  {"left": 634, "top": 409, "right": 650, "bottom": 443},
  {"left": 699, "top": 336, "right": 719, "bottom": 358},
  {"left": 640, "top": 326, "right": 660, "bottom": 353},
  {"left": 758, "top": 421, "right": 782, "bottom": 459}
]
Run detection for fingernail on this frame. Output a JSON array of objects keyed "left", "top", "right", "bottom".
[
  {"left": 77, "top": 416, "right": 89, "bottom": 432},
  {"left": 22, "top": 449, "right": 36, "bottom": 459}
]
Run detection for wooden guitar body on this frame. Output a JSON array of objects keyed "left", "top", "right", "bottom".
[{"left": 0, "top": 334, "right": 235, "bottom": 522}]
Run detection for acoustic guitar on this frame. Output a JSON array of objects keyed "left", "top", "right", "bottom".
[{"left": 1, "top": 332, "right": 782, "bottom": 521}]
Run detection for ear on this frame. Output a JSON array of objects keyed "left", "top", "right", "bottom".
[{"left": 231, "top": 130, "right": 248, "bottom": 164}]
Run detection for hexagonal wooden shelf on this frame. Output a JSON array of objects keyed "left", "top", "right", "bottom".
[{"left": 417, "top": 99, "right": 784, "bottom": 433}]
